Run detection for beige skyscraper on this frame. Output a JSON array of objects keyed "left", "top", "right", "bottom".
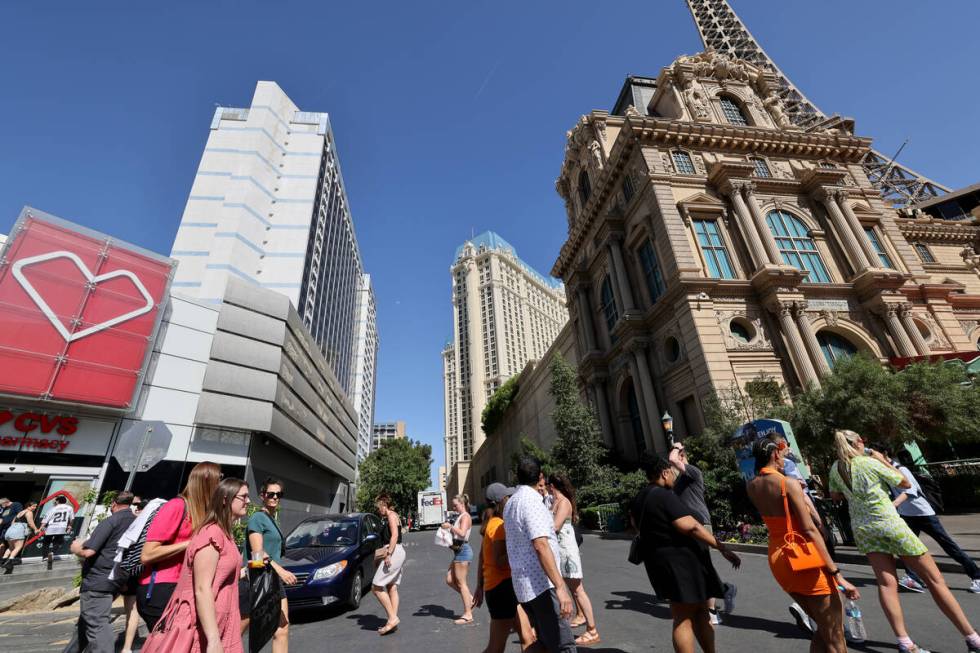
[{"left": 443, "top": 232, "right": 567, "bottom": 493}]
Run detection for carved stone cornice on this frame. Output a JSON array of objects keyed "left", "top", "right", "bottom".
[
  {"left": 895, "top": 217, "right": 979, "bottom": 244},
  {"left": 799, "top": 168, "right": 850, "bottom": 194},
  {"left": 708, "top": 161, "right": 755, "bottom": 190}
]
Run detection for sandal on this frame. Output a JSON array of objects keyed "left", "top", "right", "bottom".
[
  {"left": 453, "top": 616, "right": 474, "bottom": 625},
  {"left": 569, "top": 619, "right": 587, "bottom": 628},
  {"left": 378, "top": 619, "right": 400, "bottom": 635},
  {"left": 574, "top": 630, "right": 601, "bottom": 647}
]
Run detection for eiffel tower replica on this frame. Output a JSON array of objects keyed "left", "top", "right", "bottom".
[{"left": 685, "top": 0, "right": 949, "bottom": 207}]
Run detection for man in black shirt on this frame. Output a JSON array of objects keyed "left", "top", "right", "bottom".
[
  {"left": 669, "top": 443, "right": 736, "bottom": 625},
  {"left": 67, "top": 491, "right": 136, "bottom": 653}
]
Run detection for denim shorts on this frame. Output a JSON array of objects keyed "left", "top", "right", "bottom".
[{"left": 453, "top": 542, "right": 473, "bottom": 563}]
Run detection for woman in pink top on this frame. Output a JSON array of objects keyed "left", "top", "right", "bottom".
[
  {"left": 139, "top": 462, "right": 222, "bottom": 630},
  {"left": 142, "top": 477, "right": 250, "bottom": 653}
]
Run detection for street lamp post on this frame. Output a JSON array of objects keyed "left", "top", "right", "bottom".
[{"left": 661, "top": 411, "right": 674, "bottom": 449}]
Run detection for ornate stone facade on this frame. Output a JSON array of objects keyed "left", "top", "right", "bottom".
[{"left": 552, "top": 51, "right": 978, "bottom": 460}]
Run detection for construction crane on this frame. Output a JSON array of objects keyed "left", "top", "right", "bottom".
[{"left": 685, "top": 0, "right": 950, "bottom": 207}]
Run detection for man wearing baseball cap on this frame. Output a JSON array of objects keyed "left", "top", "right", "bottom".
[{"left": 473, "top": 482, "right": 535, "bottom": 652}]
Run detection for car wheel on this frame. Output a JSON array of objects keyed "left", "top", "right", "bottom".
[{"left": 347, "top": 570, "right": 363, "bottom": 609}]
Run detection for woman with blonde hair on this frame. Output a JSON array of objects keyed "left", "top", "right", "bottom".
[
  {"left": 142, "top": 477, "right": 251, "bottom": 653},
  {"left": 372, "top": 493, "right": 406, "bottom": 636},
  {"left": 138, "top": 461, "right": 222, "bottom": 630},
  {"left": 829, "top": 430, "right": 980, "bottom": 653},
  {"left": 441, "top": 494, "right": 474, "bottom": 625}
]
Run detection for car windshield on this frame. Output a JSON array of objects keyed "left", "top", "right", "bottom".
[{"left": 285, "top": 518, "right": 360, "bottom": 548}]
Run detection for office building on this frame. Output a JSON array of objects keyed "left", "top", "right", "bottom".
[
  {"left": 442, "top": 232, "right": 567, "bottom": 494},
  {"left": 372, "top": 420, "right": 405, "bottom": 449},
  {"left": 170, "top": 81, "right": 365, "bottom": 397},
  {"left": 352, "top": 274, "right": 379, "bottom": 464}
]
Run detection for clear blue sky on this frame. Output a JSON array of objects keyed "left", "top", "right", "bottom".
[{"left": 2, "top": 1, "right": 978, "bottom": 489}]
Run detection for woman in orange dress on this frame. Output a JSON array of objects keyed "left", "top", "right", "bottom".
[{"left": 747, "top": 436, "right": 859, "bottom": 653}]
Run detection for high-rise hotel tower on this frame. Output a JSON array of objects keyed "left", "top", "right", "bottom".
[
  {"left": 442, "top": 232, "right": 567, "bottom": 477},
  {"left": 171, "top": 81, "right": 377, "bottom": 440}
]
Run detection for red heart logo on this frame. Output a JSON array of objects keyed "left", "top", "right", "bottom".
[{"left": 0, "top": 411, "right": 12, "bottom": 427}]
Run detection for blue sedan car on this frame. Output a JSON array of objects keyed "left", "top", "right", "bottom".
[{"left": 281, "top": 513, "right": 383, "bottom": 611}]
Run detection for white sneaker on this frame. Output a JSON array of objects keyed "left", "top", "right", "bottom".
[
  {"left": 969, "top": 578, "right": 980, "bottom": 594},
  {"left": 722, "top": 583, "right": 737, "bottom": 614},
  {"left": 899, "top": 575, "right": 926, "bottom": 593},
  {"left": 708, "top": 609, "right": 722, "bottom": 626},
  {"left": 789, "top": 603, "right": 813, "bottom": 634}
]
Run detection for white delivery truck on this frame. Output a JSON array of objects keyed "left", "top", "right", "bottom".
[{"left": 416, "top": 490, "right": 447, "bottom": 530}]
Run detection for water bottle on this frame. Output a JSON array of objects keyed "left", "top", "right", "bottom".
[{"left": 844, "top": 599, "right": 867, "bottom": 643}]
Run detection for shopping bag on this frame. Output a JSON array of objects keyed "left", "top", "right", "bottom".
[
  {"left": 248, "top": 565, "right": 283, "bottom": 653},
  {"left": 434, "top": 527, "right": 452, "bottom": 548}
]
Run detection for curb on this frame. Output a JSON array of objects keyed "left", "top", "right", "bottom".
[{"left": 582, "top": 531, "right": 968, "bottom": 575}]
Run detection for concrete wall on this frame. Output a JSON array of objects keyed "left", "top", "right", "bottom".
[
  {"left": 462, "top": 323, "right": 577, "bottom": 501},
  {"left": 194, "top": 278, "right": 359, "bottom": 486}
]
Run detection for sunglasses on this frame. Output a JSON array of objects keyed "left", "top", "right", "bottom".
[{"left": 263, "top": 491, "right": 283, "bottom": 499}]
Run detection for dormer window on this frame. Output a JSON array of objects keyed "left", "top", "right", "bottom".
[
  {"left": 720, "top": 96, "right": 749, "bottom": 126},
  {"left": 750, "top": 157, "right": 771, "bottom": 178},
  {"left": 578, "top": 170, "right": 592, "bottom": 204},
  {"left": 671, "top": 151, "right": 696, "bottom": 175}
]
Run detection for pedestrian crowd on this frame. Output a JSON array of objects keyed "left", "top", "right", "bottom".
[{"left": 1, "top": 430, "right": 979, "bottom": 653}]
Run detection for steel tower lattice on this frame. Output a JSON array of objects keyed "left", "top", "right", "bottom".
[{"left": 684, "top": 0, "right": 949, "bottom": 206}]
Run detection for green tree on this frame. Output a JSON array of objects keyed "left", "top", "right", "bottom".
[
  {"left": 549, "top": 354, "right": 606, "bottom": 488},
  {"left": 355, "top": 438, "right": 432, "bottom": 517},
  {"left": 509, "top": 435, "right": 553, "bottom": 481},
  {"left": 482, "top": 376, "right": 520, "bottom": 437}
]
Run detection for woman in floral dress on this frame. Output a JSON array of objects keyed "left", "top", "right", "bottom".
[{"left": 830, "top": 430, "right": 980, "bottom": 653}]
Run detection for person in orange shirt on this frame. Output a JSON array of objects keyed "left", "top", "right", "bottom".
[{"left": 472, "top": 483, "right": 535, "bottom": 653}]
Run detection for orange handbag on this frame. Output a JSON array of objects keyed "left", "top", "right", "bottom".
[{"left": 774, "top": 473, "right": 825, "bottom": 571}]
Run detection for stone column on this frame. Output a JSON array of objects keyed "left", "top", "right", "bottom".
[
  {"left": 627, "top": 355, "right": 654, "bottom": 457},
  {"left": 883, "top": 304, "right": 918, "bottom": 357},
  {"left": 608, "top": 238, "right": 636, "bottom": 312},
  {"left": 775, "top": 301, "right": 821, "bottom": 389},
  {"left": 793, "top": 302, "right": 832, "bottom": 376},
  {"left": 463, "top": 258, "right": 488, "bottom": 454},
  {"left": 815, "top": 188, "right": 871, "bottom": 273},
  {"left": 740, "top": 182, "right": 783, "bottom": 265},
  {"left": 838, "top": 194, "right": 882, "bottom": 267},
  {"left": 591, "top": 379, "right": 615, "bottom": 448},
  {"left": 727, "top": 185, "right": 770, "bottom": 271},
  {"left": 899, "top": 307, "right": 931, "bottom": 356},
  {"left": 632, "top": 347, "right": 666, "bottom": 453},
  {"left": 576, "top": 287, "right": 598, "bottom": 351}
]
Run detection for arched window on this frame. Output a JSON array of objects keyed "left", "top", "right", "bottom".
[
  {"left": 600, "top": 276, "right": 618, "bottom": 335},
  {"left": 578, "top": 170, "right": 591, "bottom": 204},
  {"left": 719, "top": 96, "right": 749, "bottom": 126},
  {"left": 817, "top": 331, "right": 858, "bottom": 368},
  {"left": 671, "top": 151, "right": 696, "bottom": 175},
  {"left": 766, "top": 210, "right": 831, "bottom": 283}
]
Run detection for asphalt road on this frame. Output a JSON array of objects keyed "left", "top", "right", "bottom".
[
  {"left": 284, "top": 530, "right": 980, "bottom": 653},
  {"left": 2, "top": 529, "right": 977, "bottom": 651}
]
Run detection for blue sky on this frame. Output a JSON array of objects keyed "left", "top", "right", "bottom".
[{"left": 2, "top": 1, "right": 978, "bottom": 489}]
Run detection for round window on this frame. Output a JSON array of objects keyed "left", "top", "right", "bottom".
[
  {"left": 665, "top": 336, "right": 681, "bottom": 362},
  {"left": 729, "top": 318, "right": 756, "bottom": 344}
]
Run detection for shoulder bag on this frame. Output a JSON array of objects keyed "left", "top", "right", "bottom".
[
  {"left": 628, "top": 488, "right": 649, "bottom": 565},
  {"left": 770, "top": 471, "right": 824, "bottom": 571}
]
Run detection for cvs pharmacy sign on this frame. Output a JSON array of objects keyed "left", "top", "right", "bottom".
[{"left": 0, "top": 208, "right": 175, "bottom": 410}]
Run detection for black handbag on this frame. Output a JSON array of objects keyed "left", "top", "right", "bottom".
[
  {"left": 574, "top": 524, "right": 584, "bottom": 548},
  {"left": 628, "top": 488, "right": 650, "bottom": 566},
  {"left": 248, "top": 564, "right": 283, "bottom": 653}
]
